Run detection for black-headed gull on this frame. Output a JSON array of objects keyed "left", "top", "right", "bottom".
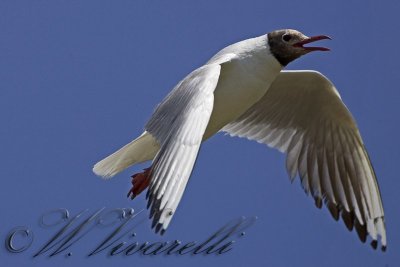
[{"left": 93, "top": 29, "right": 386, "bottom": 251}]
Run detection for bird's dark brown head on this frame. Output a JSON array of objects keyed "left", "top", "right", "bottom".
[{"left": 268, "top": 29, "right": 331, "bottom": 66}]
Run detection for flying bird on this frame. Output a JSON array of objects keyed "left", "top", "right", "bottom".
[{"left": 93, "top": 29, "right": 386, "bottom": 251}]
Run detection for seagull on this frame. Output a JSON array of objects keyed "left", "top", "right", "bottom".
[{"left": 93, "top": 29, "right": 386, "bottom": 251}]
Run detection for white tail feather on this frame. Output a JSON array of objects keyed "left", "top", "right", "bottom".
[{"left": 93, "top": 131, "right": 159, "bottom": 179}]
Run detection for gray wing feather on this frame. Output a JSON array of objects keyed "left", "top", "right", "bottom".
[{"left": 222, "top": 70, "right": 386, "bottom": 250}]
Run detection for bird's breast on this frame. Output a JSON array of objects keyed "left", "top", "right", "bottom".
[{"left": 203, "top": 54, "right": 282, "bottom": 139}]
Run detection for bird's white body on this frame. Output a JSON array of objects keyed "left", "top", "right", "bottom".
[
  {"left": 94, "top": 35, "right": 282, "bottom": 172},
  {"left": 205, "top": 35, "right": 282, "bottom": 138}
]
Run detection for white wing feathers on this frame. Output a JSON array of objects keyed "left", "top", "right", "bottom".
[
  {"left": 222, "top": 70, "right": 386, "bottom": 250},
  {"left": 144, "top": 64, "right": 222, "bottom": 233}
]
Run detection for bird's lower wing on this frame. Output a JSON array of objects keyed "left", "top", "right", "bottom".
[
  {"left": 144, "top": 63, "right": 227, "bottom": 233},
  {"left": 222, "top": 70, "right": 386, "bottom": 250}
]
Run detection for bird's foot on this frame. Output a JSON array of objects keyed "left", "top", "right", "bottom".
[{"left": 127, "top": 167, "right": 151, "bottom": 199}]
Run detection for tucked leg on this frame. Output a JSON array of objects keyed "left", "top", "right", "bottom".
[{"left": 127, "top": 167, "right": 151, "bottom": 199}]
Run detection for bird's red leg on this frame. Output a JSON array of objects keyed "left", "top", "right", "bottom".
[{"left": 127, "top": 167, "right": 151, "bottom": 199}]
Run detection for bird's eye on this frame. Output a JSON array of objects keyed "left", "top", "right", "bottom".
[{"left": 282, "top": 34, "right": 292, "bottom": 42}]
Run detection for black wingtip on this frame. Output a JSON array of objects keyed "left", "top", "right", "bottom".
[
  {"left": 382, "top": 245, "right": 387, "bottom": 252},
  {"left": 314, "top": 197, "right": 323, "bottom": 209},
  {"left": 327, "top": 203, "right": 340, "bottom": 221},
  {"left": 354, "top": 220, "right": 367, "bottom": 243},
  {"left": 370, "top": 240, "right": 378, "bottom": 250},
  {"left": 149, "top": 209, "right": 155, "bottom": 219},
  {"left": 160, "top": 228, "right": 166, "bottom": 235},
  {"left": 151, "top": 218, "right": 158, "bottom": 229},
  {"left": 155, "top": 223, "right": 162, "bottom": 234},
  {"left": 341, "top": 211, "right": 354, "bottom": 231}
]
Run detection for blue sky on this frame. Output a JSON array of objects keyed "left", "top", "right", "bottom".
[{"left": 1, "top": 0, "right": 399, "bottom": 266}]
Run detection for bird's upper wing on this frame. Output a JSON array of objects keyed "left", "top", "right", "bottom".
[
  {"left": 144, "top": 55, "right": 236, "bottom": 233},
  {"left": 222, "top": 70, "right": 386, "bottom": 250}
]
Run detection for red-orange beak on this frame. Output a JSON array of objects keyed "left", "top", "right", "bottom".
[{"left": 293, "top": 35, "right": 332, "bottom": 51}]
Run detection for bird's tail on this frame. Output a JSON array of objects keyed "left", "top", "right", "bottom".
[{"left": 93, "top": 131, "right": 159, "bottom": 179}]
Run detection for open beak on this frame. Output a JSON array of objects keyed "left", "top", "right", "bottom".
[{"left": 293, "top": 35, "right": 332, "bottom": 51}]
